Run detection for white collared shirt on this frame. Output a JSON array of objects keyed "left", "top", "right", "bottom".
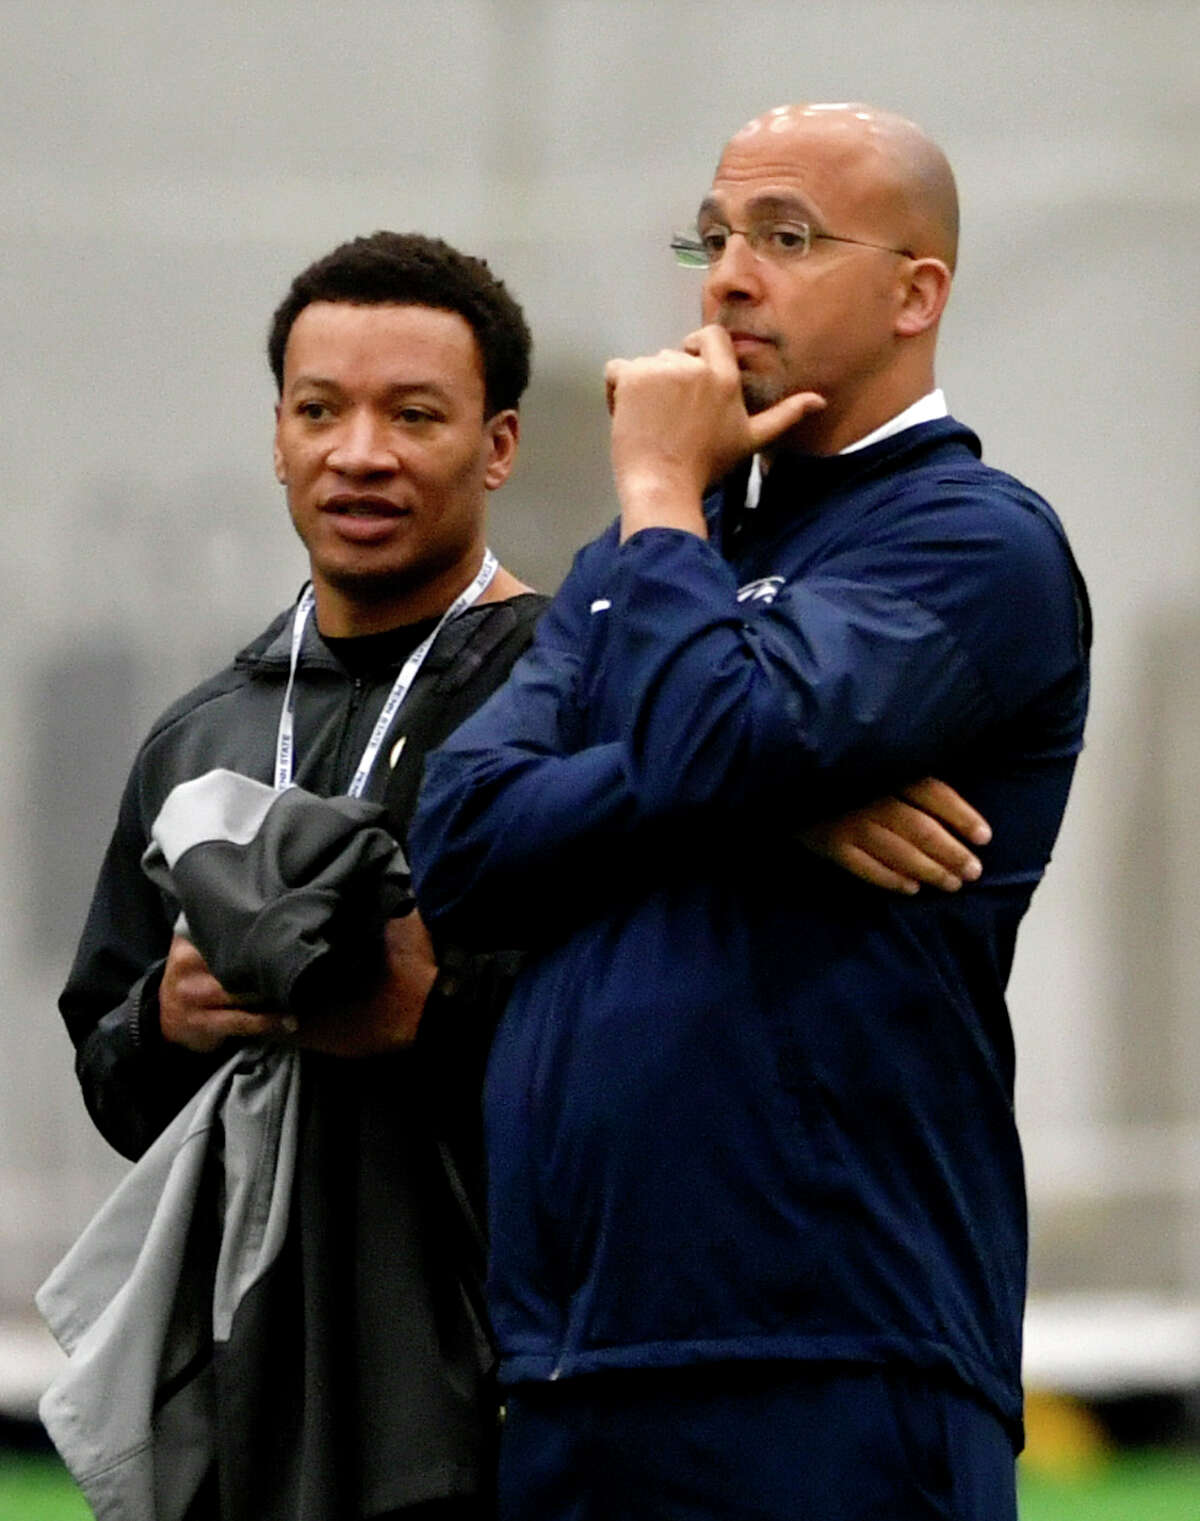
[{"left": 838, "top": 388, "right": 948, "bottom": 454}]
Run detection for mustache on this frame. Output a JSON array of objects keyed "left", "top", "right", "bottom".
[{"left": 712, "top": 316, "right": 780, "bottom": 346}]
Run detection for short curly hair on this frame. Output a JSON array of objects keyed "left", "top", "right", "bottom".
[{"left": 267, "top": 231, "right": 532, "bottom": 416}]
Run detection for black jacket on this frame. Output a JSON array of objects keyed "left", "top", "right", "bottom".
[{"left": 60, "top": 589, "right": 547, "bottom": 1519}]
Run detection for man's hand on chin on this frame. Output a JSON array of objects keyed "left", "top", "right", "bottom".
[{"left": 604, "top": 325, "right": 824, "bottom": 542}]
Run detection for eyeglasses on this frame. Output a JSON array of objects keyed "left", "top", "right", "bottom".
[{"left": 670, "top": 219, "right": 913, "bottom": 269}]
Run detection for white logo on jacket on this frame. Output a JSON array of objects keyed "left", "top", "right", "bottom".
[{"left": 736, "top": 576, "right": 784, "bottom": 605}]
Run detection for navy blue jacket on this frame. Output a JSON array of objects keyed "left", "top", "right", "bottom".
[{"left": 410, "top": 418, "right": 1091, "bottom": 1438}]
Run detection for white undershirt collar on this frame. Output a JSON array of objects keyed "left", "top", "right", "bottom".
[{"left": 838, "top": 388, "right": 948, "bottom": 454}]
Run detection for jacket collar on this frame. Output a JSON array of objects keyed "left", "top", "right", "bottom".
[
  {"left": 707, "top": 415, "right": 982, "bottom": 553},
  {"left": 235, "top": 591, "right": 546, "bottom": 677}
]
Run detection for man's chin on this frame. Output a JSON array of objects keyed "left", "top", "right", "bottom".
[
  {"left": 741, "top": 378, "right": 782, "bottom": 416},
  {"left": 742, "top": 374, "right": 818, "bottom": 419},
  {"left": 322, "top": 564, "right": 421, "bottom": 603}
]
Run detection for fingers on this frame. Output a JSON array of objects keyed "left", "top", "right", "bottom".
[
  {"left": 900, "top": 778, "right": 991, "bottom": 846},
  {"left": 608, "top": 328, "right": 737, "bottom": 399},
  {"left": 828, "top": 840, "right": 924, "bottom": 896},
  {"left": 605, "top": 325, "right": 827, "bottom": 518},
  {"left": 159, "top": 993, "right": 293, "bottom": 1054},
  {"left": 165, "top": 931, "right": 218, "bottom": 980},
  {"left": 604, "top": 352, "right": 700, "bottom": 431},
  {"left": 204, "top": 1007, "right": 297, "bottom": 1043},
  {"left": 163, "top": 933, "right": 232, "bottom": 1004},
  {"left": 382, "top": 909, "right": 435, "bottom": 965},
  {"left": 159, "top": 919, "right": 438, "bottom": 1059},
  {"left": 799, "top": 818, "right": 922, "bottom": 894},
  {"left": 681, "top": 328, "right": 829, "bottom": 451},
  {"left": 688, "top": 324, "right": 738, "bottom": 376},
  {"left": 854, "top": 812, "right": 981, "bottom": 891},
  {"left": 607, "top": 347, "right": 708, "bottom": 387},
  {"left": 160, "top": 933, "right": 295, "bottom": 1051},
  {"left": 799, "top": 795, "right": 986, "bottom": 896}
]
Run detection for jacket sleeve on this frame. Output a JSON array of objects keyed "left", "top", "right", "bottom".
[
  {"left": 410, "top": 496, "right": 1088, "bottom": 946},
  {"left": 410, "top": 532, "right": 643, "bottom": 944},
  {"left": 59, "top": 760, "right": 226, "bottom": 1161}
]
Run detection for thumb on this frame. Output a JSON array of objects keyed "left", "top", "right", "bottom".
[{"left": 746, "top": 390, "right": 826, "bottom": 451}]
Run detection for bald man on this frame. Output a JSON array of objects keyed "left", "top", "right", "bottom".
[{"left": 412, "top": 106, "right": 1091, "bottom": 1520}]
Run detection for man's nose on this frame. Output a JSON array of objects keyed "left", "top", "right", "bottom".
[
  {"left": 703, "top": 232, "right": 765, "bottom": 305},
  {"left": 328, "top": 411, "right": 396, "bottom": 474}
]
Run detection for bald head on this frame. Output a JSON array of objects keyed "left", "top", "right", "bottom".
[
  {"left": 698, "top": 101, "right": 958, "bottom": 452},
  {"left": 720, "top": 103, "right": 958, "bottom": 270}
]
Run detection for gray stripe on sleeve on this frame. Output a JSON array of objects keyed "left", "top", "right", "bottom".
[{"left": 145, "top": 769, "right": 281, "bottom": 873}]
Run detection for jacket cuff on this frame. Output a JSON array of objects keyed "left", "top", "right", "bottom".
[{"left": 130, "top": 960, "right": 167, "bottom": 1053}]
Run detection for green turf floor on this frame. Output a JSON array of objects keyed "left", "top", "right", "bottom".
[
  {"left": 1019, "top": 1453, "right": 1200, "bottom": 1520},
  {"left": 0, "top": 1452, "right": 90, "bottom": 1521},
  {"left": 1, "top": 1450, "right": 1198, "bottom": 1519}
]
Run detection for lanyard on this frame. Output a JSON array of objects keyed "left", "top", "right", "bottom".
[{"left": 273, "top": 548, "right": 498, "bottom": 796}]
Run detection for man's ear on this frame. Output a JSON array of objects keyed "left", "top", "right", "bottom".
[
  {"left": 484, "top": 409, "right": 520, "bottom": 491},
  {"left": 895, "top": 258, "right": 952, "bottom": 338},
  {"left": 273, "top": 402, "right": 286, "bottom": 484}
]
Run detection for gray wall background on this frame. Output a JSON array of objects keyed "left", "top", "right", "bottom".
[{"left": 2, "top": 0, "right": 1197, "bottom": 1361}]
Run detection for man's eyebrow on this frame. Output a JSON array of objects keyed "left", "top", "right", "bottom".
[
  {"left": 380, "top": 380, "right": 455, "bottom": 403},
  {"left": 287, "top": 373, "right": 351, "bottom": 394},
  {"left": 287, "top": 375, "right": 453, "bottom": 402},
  {"left": 696, "top": 192, "right": 817, "bottom": 223}
]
